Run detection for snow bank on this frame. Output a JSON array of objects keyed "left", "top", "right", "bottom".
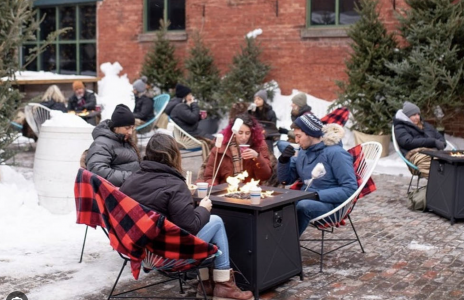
[{"left": 42, "top": 110, "right": 94, "bottom": 128}]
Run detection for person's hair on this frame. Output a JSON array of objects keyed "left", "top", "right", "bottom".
[
  {"left": 229, "top": 101, "right": 250, "bottom": 121},
  {"left": 42, "top": 85, "right": 66, "bottom": 103},
  {"left": 290, "top": 123, "right": 300, "bottom": 130},
  {"left": 144, "top": 132, "right": 182, "bottom": 172},
  {"left": 221, "top": 113, "right": 264, "bottom": 147}
]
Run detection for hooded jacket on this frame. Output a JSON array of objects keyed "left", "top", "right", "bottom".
[
  {"left": 278, "top": 124, "right": 357, "bottom": 205},
  {"left": 68, "top": 90, "right": 96, "bottom": 111},
  {"left": 85, "top": 120, "right": 140, "bottom": 186},
  {"left": 393, "top": 110, "right": 445, "bottom": 156},
  {"left": 164, "top": 97, "right": 183, "bottom": 116},
  {"left": 120, "top": 160, "right": 210, "bottom": 235}
]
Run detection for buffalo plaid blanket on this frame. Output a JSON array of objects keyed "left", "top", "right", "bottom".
[
  {"left": 74, "top": 168, "right": 219, "bottom": 279},
  {"left": 320, "top": 107, "right": 349, "bottom": 126}
]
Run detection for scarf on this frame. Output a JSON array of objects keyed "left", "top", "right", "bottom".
[{"left": 229, "top": 139, "right": 243, "bottom": 176}]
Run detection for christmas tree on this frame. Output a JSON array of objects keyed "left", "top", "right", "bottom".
[
  {"left": 382, "top": 0, "right": 464, "bottom": 123},
  {"left": 183, "top": 33, "right": 221, "bottom": 117},
  {"left": 333, "top": 0, "right": 399, "bottom": 135},
  {"left": 219, "top": 36, "right": 271, "bottom": 111},
  {"left": 141, "top": 20, "right": 182, "bottom": 93}
]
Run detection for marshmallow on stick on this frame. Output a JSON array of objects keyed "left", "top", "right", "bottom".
[
  {"left": 232, "top": 118, "right": 244, "bottom": 134},
  {"left": 215, "top": 134, "right": 224, "bottom": 148},
  {"left": 304, "top": 163, "right": 326, "bottom": 192}
]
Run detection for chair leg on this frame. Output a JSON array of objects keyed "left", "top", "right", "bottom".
[
  {"left": 348, "top": 215, "right": 364, "bottom": 253},
  {"left": 319, "top": 230, "right": 325, "bottom": 273},
  {"left": 196, "top": 269, "right": 208, "bottom": 300},
  {"left": 407, "top": 175, "right": 414, "bottom": 194},
  {"left": 177, "top": 272, "right": 185, "bottom": 294},
  {"left": 108, "top": 259, "right": 128, "bottom": 300},
  {"left": 79, "top": 225, "right": 89, "bottom": 263}
]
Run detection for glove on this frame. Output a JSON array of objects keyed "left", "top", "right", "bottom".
[
  {"left": 278, "top": 127, "right": 289, "bottom": 134},
  {"left": 278, "top": 145, "right": 296, "bottom": 164},
  {"left": 435, "top": 140, "right": 446, "bottom": 150}
]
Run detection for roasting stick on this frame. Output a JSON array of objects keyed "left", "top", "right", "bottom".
[{"left": 210, "top": 133, "right": 224, "bottom": 194}]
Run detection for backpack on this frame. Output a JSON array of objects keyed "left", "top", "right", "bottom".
[{"left": 407, "top": 186, "right": 427, "bottom": 211}]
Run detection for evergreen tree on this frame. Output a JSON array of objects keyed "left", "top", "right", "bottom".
[
  {"left": 382, "top": 0, "right": 464, "bottom": 123},
  {"left": 141, "top": 21, "right": 182, "bottom": 93},
  {"left": 183, "top": 33, "right": 221, "bottom": 118},
  {"left": 219, "top": 37, "right": 271, "bottom": 111},
  {"left": 0, "top": 0, "right": 64, "bottom": 164},
  {"left": 333, "top": 0, "right": 399, "bottom": 135}
]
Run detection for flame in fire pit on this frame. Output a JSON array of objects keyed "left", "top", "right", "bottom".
[
  {"left": 450, "top": 151, "right": 464, "bottom": 157},
  {"left": 225, "top": 171, "right": 274, "bottom": 198}
]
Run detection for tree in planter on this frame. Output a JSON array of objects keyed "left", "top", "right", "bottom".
[
  {"left": 141, "top": 20, "right": 182, "bottom": 93},
  {"left": 332, "top": 0, "right": 399, "bottom": 135},
  {"left": 0, "top": 0, "right": 65, "bottom": 165},
  {"left": 218, "top": 36, "right": 271, "bottom": 112},
  {"left": 382, "top": 0, "right": 464, "bottom": 127},
  {"left": 183, "top": 33, "right": 221, "bottom": 118}
]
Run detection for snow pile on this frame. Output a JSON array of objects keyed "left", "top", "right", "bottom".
[
  {"left": 408, "top": 240, "right": 435, "bottom": 251},
  {"left": 1, "top": 70, "right": 96, "bottom": 82},
  {"left": 0, "top": 165, "right": 38, "bottom": 215},
  {"left": 42, "top": 110, "right": 94, "bottom": 128}
]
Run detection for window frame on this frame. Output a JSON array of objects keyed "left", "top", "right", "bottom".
[
  {"left": 143, "top": 0, "right": 186, "bottom": 32},
  {"left": 21, "top": 3, "right": 97, "bottom": 75},
  {"left": 306, "top": 0, "right": 359, "bottom": 28}
]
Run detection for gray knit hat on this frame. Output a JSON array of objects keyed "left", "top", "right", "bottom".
[
  {"left": 403, "top": 101, "right": 420, "bottom": 117},
  {"left": 254, "top": 90, "right": 267, "bottom": 102},
  {"left": 292, "top": 93, "right": 307, "bottom": 108},
  {"left": 133, "top": 76, "right": 148, "bottom": 93}
]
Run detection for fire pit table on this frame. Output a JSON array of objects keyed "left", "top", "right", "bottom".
[
  {"left": 421, "top": 150, "right": 464, "bottom": 224},
  {"left": 195, "top": 183, "right": 316, "bottom": 299}
]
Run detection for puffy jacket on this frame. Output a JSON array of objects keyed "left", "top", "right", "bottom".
[
  {"left": 203, "top": 140, "right": 272, "bottom": 185},
  {"left": 40, "top": 100, "right": 67, "bottom": 113},
  {"left": 133, "top": 94, "right": 154, "bottom": 121},
  {"left": 278, "top": 124, "right": 357, "bottom": 205},
  {"left": 85, "top": 120, "right": 140, "bottom": 187},
  {"left": 250, "top": 106, "right": 277, "bottom": 124},
  {"left": 164, "top": 97, "right": 183, "bottom": 116},
  {"left": 120, "top": 160, "right": 210, "bottom": 235},
  {"left": 68, "top": 90, "right": 96, "bottom": 111},
  {"left": 170, "top": 102, "right": 201, "bottom": 136},
  {"left": 393, "top": 110, "right": 445, "bottom": 156}
]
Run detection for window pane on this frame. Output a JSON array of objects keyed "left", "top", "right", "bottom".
[
  {"left": 40, "top": 8, "right": 56, "bottom": 40},
  {"left": 340, "top": 0, "right": 361, "bottom": 25},
  {"left": 80, "top": 43, "right": 97, "bottom": 76},
  {"left": 147, "top": 0, "right": 164, "bottom": 31},
  {"left": 59, "top": 6, "right": 76, "bottom": 40},
  {"left": 60, "top": 44, "right": 77, "bottom": 74},
  {"left": 168, "top": 0, "right": 185, "bottom": 30},
  {"left": 22, "top": 45, "right": 37, "bottom": 71},
  {"left": 311, "top": 0, "right": 335, "bottom": 25},
  {"left": 80, "top": 5, "right": 96, "bottom": 40},
  {"left": 41, "top": 44, "right": 57, "bottom": 72}
]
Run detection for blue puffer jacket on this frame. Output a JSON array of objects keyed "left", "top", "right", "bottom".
[{"left": 278, "top": 126, "right": 357, "bottom": 204}]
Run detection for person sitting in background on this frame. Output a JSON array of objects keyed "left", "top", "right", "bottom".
[
  {"left": 277, "top": 114, "right": 357, "bottom": 236},
  {"left": 85, "top": 104, "right": 140, "bottom": 187},
  {"left": 68, "top": 81, "right": 96, "bottom": 112},
  {"left": 229, "top": 101, "right": 250, "bottom": 122},
  {"left": 40, "top": 85, "right": 67, "bottom": 112},
  {"left": 393, "top": 101, "right": 446, "bottom": 178},
  {"left": 120, "top": 132, "right": 253, "bottom": 300},
  {"left": 165, "top": 83, "right": 191, "bottom": 116},
  {"left": 249, "top": 90, "right": 277, "bottom": 152},
  {"left": 132, "top": 76, "right": 154, "bottom": 126},
  {"left": 201, "top": 113, "right": 272, "bottom": 185}
]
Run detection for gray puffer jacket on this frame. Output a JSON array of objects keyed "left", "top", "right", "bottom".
[{"left": 85, "top": 120, "right": 140, "bottom": 186}]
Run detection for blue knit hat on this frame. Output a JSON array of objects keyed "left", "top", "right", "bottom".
[{"left": 294, "top": 114, "right": 324, "bottom": 137}]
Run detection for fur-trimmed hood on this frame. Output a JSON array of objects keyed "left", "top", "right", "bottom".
[{"left": 322, "top": 123, "right": 345, "bottom": 146}]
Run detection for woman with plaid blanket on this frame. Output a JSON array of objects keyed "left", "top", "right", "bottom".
[{"left": 120, "top": 132, "right": 253, "bottom": 300}]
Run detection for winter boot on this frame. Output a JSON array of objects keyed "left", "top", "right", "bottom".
[
  {"left": 196, "top": 268, "right": 214, "bottom": 299},
  {"left": 212, "top": 269, "right": 253, "bottom": 300}
]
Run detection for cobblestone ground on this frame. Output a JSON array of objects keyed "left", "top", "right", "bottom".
[{"left": 7, "top": 146, "right": 464, "bottom": 300}]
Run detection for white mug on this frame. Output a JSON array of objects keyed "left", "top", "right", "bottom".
[
  {"left": 250, "top": 187, "right": 262, "bottom": 205},
  {"left": 197, "top": 182, "right": 208, "bottom": 198}
]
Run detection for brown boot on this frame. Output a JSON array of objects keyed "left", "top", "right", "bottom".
[
  {"left": 212, "top": 269, "right": 254, "bottom": 300},
  {"left": 197, "top": 268, "right": 214, "bottom": 299}
]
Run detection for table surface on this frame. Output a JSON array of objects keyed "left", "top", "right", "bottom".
[{"left": 420, "top": 150, "right": 464, "bottom": 163}]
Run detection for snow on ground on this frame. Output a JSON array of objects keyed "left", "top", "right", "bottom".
[{"left": 1, "top": 70, "right": 96, "bottom": 81}]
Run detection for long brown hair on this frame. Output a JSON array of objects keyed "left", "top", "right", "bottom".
[{"left": 144, "top": 132, "right": 182, "bottom": 172}]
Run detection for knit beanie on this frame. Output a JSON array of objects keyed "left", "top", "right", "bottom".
[
  {"left": 175, "top": 83, "right": 192, "bottom": 98},
  {"left": 110, "top": 104, "right": 135, "bottom": 128},
  {"left": 294, "top": 114, "right": 324, "bottom": 137},
  {"left": 403, "top": 101, "right": 420, "bottom": 117},
  {"left": 133, "top": 76, "right": 148, "bottom": 94},
  {"left": 73, "top": 81, "right": 85, "bottom": 91},
  {"left": 254, "top": 90, "right": 267, "bottom": 102},
  {"left": 292, "top": 93, "right": 307, "bottom": 108}
]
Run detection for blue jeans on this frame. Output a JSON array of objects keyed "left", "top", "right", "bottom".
[
  {"left": 197, "top": 215, "right": 229, "bottom": 269},
  {"left": 276, "top": 140, "right": 290, "bottom": 153},
  {"left": 296, "top": 199, "right": 335, "bottom": 236}
]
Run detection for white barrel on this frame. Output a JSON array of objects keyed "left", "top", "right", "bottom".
[{"left": 33, "top": 126, "right": 94, "bottom": 214}]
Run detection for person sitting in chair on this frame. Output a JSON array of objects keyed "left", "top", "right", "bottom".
[
  {"left": 120, "top": 132, "right": 253, "bottom": 300},
  {"left": 40, "top": 85, "right": 68, "bottom": 112},
  {"left": 393, "top": 101, "right": 446, "bottom": 178},
  {"left": 277, "top": 114, "right": 357, "bottom": 236},
  {"left": 68, "top": 81, "right": 96, "bottom": 112},
  {"left": 132, "top": 76, "right": 154, "bottom": 126}
]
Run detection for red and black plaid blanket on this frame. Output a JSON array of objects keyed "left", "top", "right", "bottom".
[
  {"left": 74, "top": 168, "right": 218, "bottom": 279},
  {"left": 320, "top": 107, "right": 349, "bottom": 126}
]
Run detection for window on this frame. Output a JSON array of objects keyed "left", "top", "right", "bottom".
[
  {"left": 307, "top": 0, "right": 360, "bottom": 27},
  {"left": 22, "top": 4, "right": 97, "bottom": 76},
  {"left": 145, "top": 0, "right": 185, "bottom": 31}
]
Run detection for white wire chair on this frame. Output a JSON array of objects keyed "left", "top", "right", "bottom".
[
  {"left": 24, "top": 103, "right": 52, "bottom": 138},
  {"left": 300, "top": 142, "right": 382, "bottom": 272},
  {"left": 168, "top": 120, "right": 209, "bottom": 161}
]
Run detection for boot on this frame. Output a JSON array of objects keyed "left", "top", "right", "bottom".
[
  {"left": 212, "top": 269, "right": 254, "bottom": 300},
  {"left": 196, "top": 268, "right": 214, "bottom": 299}
]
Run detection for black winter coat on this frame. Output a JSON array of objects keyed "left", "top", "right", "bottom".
[
  {"left": 250, "top": 105, "right": 277, "bottom": 124},
  {"left": 170, "top": 102, "right": 201, "bottom": 136},
  {"left": 120, "top": 160, "right": 210, "bottom": 235},
  {"left": 40, "top": 100, "right": 67, "bottom": 112},
  {"left": 164, "top": 97, "right": 183, "bottom": 116},
  {"left": 85, "top": 120, "right": 140, "bottom": 187},
  {"left": 68, "top": 91, "right": 96, "bottom": 111},
  {"left": 393, "top": 113, "right": 445, "bottom": 156},
  {"left": 133, "top": 94, "right": 154, "bottom": 121}
]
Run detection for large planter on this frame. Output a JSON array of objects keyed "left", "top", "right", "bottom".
[
  {"left": 353, "top": 130, "right": 390, "bottom": 158},
  {"left": 33, "top": 125, "right": 93, "bottom": 214}
]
